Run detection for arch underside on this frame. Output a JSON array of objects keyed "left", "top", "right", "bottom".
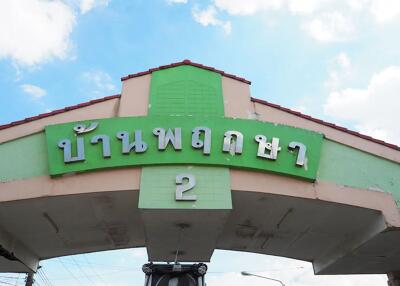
[{"left": 0, "top": 168, "right": 399, "bottom": 275}]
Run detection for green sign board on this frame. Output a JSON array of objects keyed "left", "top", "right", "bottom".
[{"left": 45, "top": 116, "right": 323, "bottom": 180}]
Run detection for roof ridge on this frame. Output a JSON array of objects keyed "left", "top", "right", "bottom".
[
  {"left": 0, "top": 94, "right": 121, "bottom": 131},
  {"left": 251, "top": 97, "right": 400, "bottom": 151},
  {"left": 0, "top": 92, "right": 398, "bottom": 152},
  {"left": 120, "top": 59, "right": 251, "bottom": 84}
]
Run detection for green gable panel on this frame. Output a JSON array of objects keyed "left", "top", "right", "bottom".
[
  {"left": 318, "top": 140, "right": 400, "bottom": 205},
  {"left": 149, "top": 65, "right": 224, "bottom": 116},
  {"left": 143, "top": 65, "right": 230, "bottom": 210},
  {"left": 0, "top": 133, "right": 49, "bottom": 182}
]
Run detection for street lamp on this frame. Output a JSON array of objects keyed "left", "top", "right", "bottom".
[{"left": 241, "top": 271, "right": 285, "bottom": 286}]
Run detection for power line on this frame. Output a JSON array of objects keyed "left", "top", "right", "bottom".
[
  {"left": 40, "top": 268, "right": 132, "bottom": 281},
  {"left": 60, "top": 259, "right": 134, "bottom": 271},
  {"left": 37, "top": 268, "right": 53, "bottom": 286},
  {"left": 58, "top": 258, "right": 84, "bottom": 285},
  {"left": 82, "top": 255, "right": 107, "bottom": 284},
  {"left": 208, "top": 266, "right": 306, "bottom": 274},
  {"left": 70, "top": 257, "right": 96, "bottom": 285},
  {"left": 0, "top": 280, "right": 21, "bottom": 286},
  {"left": 14, "top": 273, "right": 21, "bottom": 286},
  {"left": 0, "top": 274, "right": 23, "bottom": 286},
  {"left": 36, "top": 272, "right": 47, "bottom": 286}
]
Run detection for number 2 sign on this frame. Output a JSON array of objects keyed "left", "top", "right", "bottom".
[{"left": 175, "top": 174, "right": 196, "bottom": 201}]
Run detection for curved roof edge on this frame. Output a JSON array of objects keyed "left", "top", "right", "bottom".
[
  {"left": 251, "top": 97, "right": 400, "bottom": 151},
  {"left": 0, "top": 94, "right": 121, "bottom": 131},
  {"left": 120, "top": 59, "right": 252, "bottom": 85},
  {"left": 0, "top": 94, "right": 398, "bottom": 152}
]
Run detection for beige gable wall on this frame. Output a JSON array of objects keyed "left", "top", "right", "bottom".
[
  {"left": 118, "top": 74, "right": 151, "bottom": 117},
  {"left": 253, "top": 101, "right": 400, "bottom": 163},
  {"left": 0, "top": 98, "right": 120, "bottom": 144},
  {"left": 222, "top": 76, "right": 254, "bottom": 119}
]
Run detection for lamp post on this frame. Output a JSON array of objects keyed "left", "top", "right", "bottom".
[{"left": 241, "top": 271, "right": 285, "bottom": 286}]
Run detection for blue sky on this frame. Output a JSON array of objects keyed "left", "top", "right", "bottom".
[
  {"left": 1, "top": 0, "right": 400, "bottom": 285},
  {"left": 1, "top": 0, "right": 400, "bottom": 145}
]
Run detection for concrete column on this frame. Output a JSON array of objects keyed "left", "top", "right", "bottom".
[
  {"left": 388, "top": 272, "right": 400, "bottom": 286},
  {"left": 0, "top": 227, "right": 39, "bottom": 272}
]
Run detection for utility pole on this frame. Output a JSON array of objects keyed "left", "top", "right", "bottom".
[
  {"left": 25, "top": 271, "right": 34, "bottom": 286},
  {"left": 388, "top": 272, "right": 400, "bottom": 286}
]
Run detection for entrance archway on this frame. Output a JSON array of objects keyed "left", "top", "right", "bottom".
[{"left": 1, "top": 60, "right": 399, "bottom": 283}]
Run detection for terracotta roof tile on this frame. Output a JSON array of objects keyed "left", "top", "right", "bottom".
[
  {"left": 11, "top": 120, "right": 26, "bottom": 126},
  {"left": 1, "top": 83, "right": 398, "bottom": 152},
  {"left": 120, "top": 59, "right": 252, "bottom": 85},
  {"left": 251, "top": 97, "right": 400, "bottom": 151},
  {"left": 0, "top": 94, "right": 121, "bottom": 131}
]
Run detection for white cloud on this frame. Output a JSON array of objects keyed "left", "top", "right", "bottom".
[
  {"left": 79, "top": 0, "right": 110, "bottom": 14},
  {"left": 302, "top": 12, "right": 356, "bottom": 42},
  {"left": 0, "top": 0, "right": 75, "bottom": 66},
  {"left": 324, "top": 66, "right": 400, "bottom": 144},
  {"left": 207, "top": 271, "right": 386, "bottom": 286},
  {"left": 0, "top": 0, "right": 110, "bottom": 67},
  {"left": 325, "top": 52, "right": 353, "bottom": 90},
  {"left": 207, "top": 253, "right": 386, "bottom": 286},
  {"left": 192, "top": 5, "right": 232, "bottom": 34},
  {"left": 347, "top": 0, "right": 370, "bottom": 11},
  {"left": 212, "top": 0, "right": 366, "bottom": 17},
  {"left": 130, "top": 248, "right": 147, "bottom": 259},
  {"left": 336, "top": 52, "right": 351, "bottom": 69},
  {"left": 287, "top": 0, "right": 327, "bottom": 15},
  {"left": 214, "top": 0, "right": 283, "bottom": 16},
  {"left": 20, "top": 84, "right": 47, "bottom": 100},
  {"left": 370, "top": 0, "right": 400, "bottom": 23},
  {"left": 82, "top": 70, "right": 118, "bottom": 98},
  {"left": 166, "top": 0, "right": 188, "bottom": 4},
  {"left": 182, "top": 0, "right": 400, "bottom": 41}
]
